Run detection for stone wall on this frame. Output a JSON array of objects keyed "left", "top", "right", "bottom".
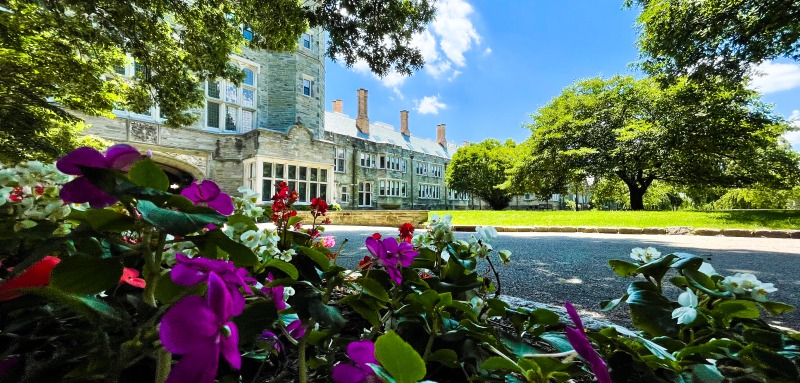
[{"left": 296, "top": 210, "right": 429, "bottom": 228}]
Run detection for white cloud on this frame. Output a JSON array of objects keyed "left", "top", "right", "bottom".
[
  {"left": 483, "top": 47, "right": 492, "bottom": 56},
  {"left": 750, "top": 61, "right": 800, "bottom": 94},
  {"left": 787, "top": 110, "right": 800, "bottom": 151},
  {"left": 348, "top": 56, "right": 408, "bottom": 98},
  {"left": 415, "top": 95, "right": 447, "bottom": 115}
]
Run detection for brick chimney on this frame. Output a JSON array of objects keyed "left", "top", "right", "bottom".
[
  {"left": 400, "top": 110, "right": 410, "bottom": 136},
  {"left": 436, "top": 124, "right": 446, "bottom": 147},
  {"left": 332, "top": 99, "right": 343, "bottom": 113},
  {"left": 356, "top": 89, "right": 369, "bottom": 134}
]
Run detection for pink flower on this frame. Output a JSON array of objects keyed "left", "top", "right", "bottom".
[
  {"left": 365, "top": 237, "right": 418, "bottom": 284},
  {"left": 332, "top": 340, "right": 380, "bottom": 383},
  {"left": 181, "top": 180, "right": 234, "bottom": 216},
  {"left": 120, "top": 268, "right": 146, "bottom": 288},
  {"left": 322, "top": 236, "right": 336, "bottom": 249},
  {"left": 565, "top": 302, "right": 611, "bottom": 383},
  {"left": 56, "top": 144, "right": 145, "bottom": 208}
]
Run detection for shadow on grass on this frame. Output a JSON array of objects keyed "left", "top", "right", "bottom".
[{"left": 713, "top": 210, "right": 800, "bottom": 230}]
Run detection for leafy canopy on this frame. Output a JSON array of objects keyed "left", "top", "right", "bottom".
[
  {"left": 446, "top": 139, "right": 519, "bottom": 210},
  {"left": 627, "top": 0, "right": 800, "bottom": 80},
  {"left": 512, "top": 75, "right": 800, "bottom": 210},
  {"left": 0, "top": 0, "right": 434, "bottom": 163}
]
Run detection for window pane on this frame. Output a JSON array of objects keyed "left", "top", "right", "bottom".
[
  {"left": 242, "top": 88, "right": 255, "bottom": 108},
  {"left": 299, "top": 182, "right": 307, "bottom": 202},
  {"left": 299, "top": 166, "right": 307, "bottom": 180},
  {"left": 262, "top": 180, "right": 271, "bottom": 201},
  {"left": 243, "top": 27, "right": 254, "bottom": 41},
  {"left": 320, "top": 184, "right": 327, "bottom": 199},
  {"left": 310, "top": 183, "right": 317, "bottom": 199},
  {"left": 263, "top": 162, "right": 272, "bottom": 177},
  {"left": 302, "top": 79, "right": 311, "bottom": 96},
  {"left": 288, "top": 165, "right": 297, "bottom": 179},
  {"left": 243, "top": 68, "right": 255, "bottom": 86},
  {"left": 289, "top": 181, "right": 297, "bottom": 193},
  {"left": 241, "top": 110, "right": 253, "bottom": 130},
  {"left": 225, "top": 107, "right": 238, "bottom": 131},
  {"left": 310, "top": 168, "right": 317, "bottom": 181},
  {"left": 226, "top": 83, "right": 238, "bottom": 103},
  {"left": 207, "top": 102, "right": 220, "bottom": 128},
  {"left": 114, "top": 65, "right": 126, "bottom": 75},
  {"left": 275, "top": 164, "right": 284, "bottom": 178},
  {"left": 320, "top": 169, "right": 327, "bottom": 182},
  {"left": 208, "top": 82, "right": 220, "bottom": 99}
]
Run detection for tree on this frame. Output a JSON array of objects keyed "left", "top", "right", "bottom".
[
  {"left": 446, "top": 139, "right": 518, "bottom": 210},
  {"left": 512, "top": 75, "right": 800, "bottom": 210},
  {"left": 627, "top": 0, "right": 800, "bottom": 80},
  {"left": 0, "top": 0, "right": 434, "bottom": 163}
]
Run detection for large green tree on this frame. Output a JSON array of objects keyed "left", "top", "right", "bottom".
[
  {"left": 627, "top": 0, "right": 800, "bottom": 80},
  {"left": 0, "top": 0, "right": 434, "bottom": 163},
  {"left": 446, "top": 139, "right": 518, "bottom": 210},
  {"left": 512, "top": 75, "right": 800, "bottom": 210}
]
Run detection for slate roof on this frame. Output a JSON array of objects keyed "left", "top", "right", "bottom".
[{"left": 324, "top": 111, "right": 459, "bottom": 159}]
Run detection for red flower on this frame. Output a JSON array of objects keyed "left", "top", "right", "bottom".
[
  {"left": 419, "top": 272, "right": 432, "bottom": 279},
  {"left": 357, "top": 256, "right": 373, "bottom": 269},
  {"left": 399, "top": 223, "right": 414, "bottom": 243},
  {"left": 34, "top": 183, "right": 44, "bottom": 195},
  {"left": 310, "top": 198, "right": 329, "bottom": 217},
  {"left": 120, "top": 268, "right": 146, "bottom": 288},
  {"left": 0, "top": 256, "right": 61, "bottom": 301},
  {"left": 371, "top": 233, "right": 382, "bottom": 240}
]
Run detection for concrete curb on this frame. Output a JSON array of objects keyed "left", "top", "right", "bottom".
[{"left": 448, "top": 225, "right": 800, "bottom": 239}]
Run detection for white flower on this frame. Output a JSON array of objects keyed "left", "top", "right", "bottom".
[
  {"left": 470, "top": 296, "right": 485, "bottom": 311},
  {"left": 751, "top": 282, "right": 777, "bottom": 302},
  {"left": 475, "top": 226, "right": 498, "bottom": 242},
  {"left": 629, "top": 246, "right": 662, "bottom": 263},
  {"left": 698, "top": 262, "right": 717, "bottom": 276},
  {"left": 277, "top": 249, "right": 296, "bottom": 262},
  {"left": 721, "top": 273, "right": 760, "bottom": 294},
  {"left": 283, "top": 286, "right": 295, "bottom": 297},
  {"left": 261, "top": 230, "right": 280, "bottom": 246},
  {"left": 672, "top": 288, "right": 699, "bottom": 325},
  {"left": 240, "top": 230, "right": 264, "bottom": 248},
  {"left": 498, "top": 250, "right": 512, "bottom": 266},
  {"left": 411, "top": 233, "right": 430, "bottom": 247}
]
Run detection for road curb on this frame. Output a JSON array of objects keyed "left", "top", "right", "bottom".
[{"left": 448, "top": 225, "right": 800, "bottom": 239}]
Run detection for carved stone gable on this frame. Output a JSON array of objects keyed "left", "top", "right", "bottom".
[{"left": 129, "top": 121, "right": 159, "bottom": 144}]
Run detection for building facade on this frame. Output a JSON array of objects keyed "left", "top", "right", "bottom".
[{"left": 82, "top": 28, "right": 467, "bottom": 210}]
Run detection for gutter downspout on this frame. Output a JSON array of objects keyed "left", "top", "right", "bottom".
[{"left": 352, "top": 143, "right": 358, "bottom": 209}]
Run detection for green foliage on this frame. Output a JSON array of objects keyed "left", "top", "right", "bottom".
[
  {"left": 627, "top": 0, "right": 800, "bottom": 81},
  {"left": 446, "top": 139, "right": 520, "bottom": 210},
  {"left": 0, "top": 0, "right": 434, "bottom": 163},
  {"left": 713, "top": 186, "right": 800, "bottom": 210},
  {"left": 513, "top": 75, "right": 800, "bottom": 210}
]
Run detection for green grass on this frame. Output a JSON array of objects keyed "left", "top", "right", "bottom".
[{"left": 429, "top": 210, "right": 800, "bottom": 230}]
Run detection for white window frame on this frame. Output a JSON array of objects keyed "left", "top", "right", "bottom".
[
  {"left": 339, "top": 186, "right": 350, "bottom": 203},
  {"left": 448, "top": 189, "right": 468, "bottom": 201},
  {"left": 334, "top": 148, "right": 346, "bottom": 172},
  {"left": 378, "top": 179, "right": 404, "bottom": 197},
  {"left": 205, "top": 58, "right": 259, "bottom": 133},
  {"left": 359, "top": 152, "right": 376, "bottom": 168},
  {"left": 301, "top": 75, "right": 315, "bottom": 97},
  {"left": 358, "top": 182, "right": 373, "bottom": 207},
  {"left": 242, "top": 157, "right": 332, "bottom": 204},
  {"left": 418, "top": 183, "right": 441, "bottom": 200}
]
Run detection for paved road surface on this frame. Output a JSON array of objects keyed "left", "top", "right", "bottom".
[{"left": 322, "top": 226, "right": 800, "bottom": 330}]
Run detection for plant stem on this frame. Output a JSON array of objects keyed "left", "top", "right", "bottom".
[
  {"left": 422, "top": 318, "right": 438, "bottom": 360},
  {"left": 486, "top": 256, "right": 502, "bottom": 298},
  {"left": 297, "top": 319, "right": 315, "bottom": 383}
]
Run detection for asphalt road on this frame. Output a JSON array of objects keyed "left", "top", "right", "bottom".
[{"left": 322, "top": 226, "right": 800, "bottom": 330}]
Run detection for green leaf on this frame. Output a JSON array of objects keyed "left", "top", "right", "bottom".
[
  {"left": 298, "top": 246, "right": 330, "bottom": 272},
  {"left": 758, "top": 301, "right": 795, "bottom": 315},
  {"left": 128, "top": 158, "right": 169, "bottom": 191},
  {"left": 50, "top": 255, "right": 122, "bottom": 295},
  {"left": 626, "top": 281, "right": 678, "bottom": 337},
  {"left": 137, "top": 199, "right": 226, "bottom": 236},
  {"left": 349, "top": 299, "right": 381, "bottom": 326},
  {"left": 32, "top": 287, "right": 126, "bottom": 323},
  {"left": 481, "top": 356, "right": 523, "bottom": 374},
  {"left": 154, "top": 272, "right": 193, "bottom": 304},
  {"left": 353, "top": 277, "right": 390, "bottom": 302},
  {"left": 85, "top": 209, "right": 136, "bottom": 232},
  {"left": 600, "top": 295, "right": 628, "bottom": 311},
  {"left": 308, "top": 299, "right": 346, "bottom": 331},
  {"left": 227, "top": 213, "right": 259, "bottom": 232},
  {"left": 426, "top": 349, "right": 459, "bottom": 368},
  {"left": 234, "top": 301, "right": 278, "bottom": 348},
  {"left": 609, "top": 259, "right": 640, "bottom": 278},
  {"left": 375, "top": 330, "right": 426, "bottom": 383},
  {"left": 738, "top": 344, "right": 800, "bottom": 380},
  {"left": 264, "top": 259, "right": 299, "bottom": 280},
  {"left": 714, "top": 300, "right": 761, "bottom": 326},
  {"left": 288, "top": 216, "right": 303, "bottom": 227},
  {"left": 208, "top": 229, "right": 258, "bottom": 267}
]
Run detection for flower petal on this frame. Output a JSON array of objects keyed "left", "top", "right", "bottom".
[
  {"left": 105, "top": 144, "right": 143, "bottom": 171},
  {"left": 566, "top": 327, "right": 610, "bottom": 383},
  {"left": 59, "top": 177, "right": 117, "bottom": 208},
  {"left": 180, "top": 182, "right": 202, "bottom": 203},
  {"left": 385, "top": 264, "right": 403, "bottom": 284},
  {"left": 0, "top": 256, "right": 61, "bottom": 301},
  {"left": 198, "top": 180, "right": 222, "bottom": 201},
  {"left": 160, "top": 296, "right": 218, "bottom": 354},
  {"left": 365, "top": 237, "right": 383, "bottom": 258},
  {"left": 56, "top": 147, "right": 106, "bottom": 175},
  {"left": 220, "top": 321, "right": 241, "bottom": 369},
  {"left": 565, "top": 301, "right": 586, "bottom": 334},
  {"left": 331, "top": 363, "right": 370, "bottom": 383},
  {"left": 347, "top": 339, "right": 378, "bottom": 367},
  {"left": 207, "top": 272, "right": 232, "bottom": 319},
  {"left": 207, "top": 192, "right": 234, "bottom": 215},
  {"left": 165, "top": 347, "right": 220, "bottom": 383}
]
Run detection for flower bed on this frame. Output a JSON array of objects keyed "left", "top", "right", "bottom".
[{"left": 0, "top": 145, "right": 798, "bottom": 383}]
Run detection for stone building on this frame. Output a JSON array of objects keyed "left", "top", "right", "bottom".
[{"left": 82, "top": 27, "right": 466, "bottom": 210}]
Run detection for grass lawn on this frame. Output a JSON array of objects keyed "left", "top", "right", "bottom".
[{"left": 429, "top": 210, "right": 800, "bottom": 230}]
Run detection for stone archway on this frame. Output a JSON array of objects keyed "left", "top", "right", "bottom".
[{"left": 148, "top": 151, "right": 207, "bottom": 191}]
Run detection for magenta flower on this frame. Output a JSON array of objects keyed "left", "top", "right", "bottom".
[
  {"left": 259, "top": 331, "right": 283, "bottom": 353},
  {"left": 564, "top": 302, "right": 611, "bottom": 383},
  {"left": 365, "top": 237, "right": 418, "bottom": 284},
  {"left": 160, "top": 272, "right": 241, "bottom": 383},
  {"left": 181, "top": 180, "right": 234, "bottom": 216},
  {"left": 286, "top": 319, "right": 306, "bottom": 339},
  {"left": 56, "top": 144, "right": 144, "bottom": 208},
  {"left": 171, "top": 253, "right": 252, "bottom": 316},
  {"left": 260, "top": 273, "right": 286, "bottom": 311},
  {"left": 331, "top": 340, "right": 380, "bottom": 383}
]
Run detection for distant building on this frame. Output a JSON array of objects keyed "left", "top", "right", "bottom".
[{"left": 81, "top": 27, "right": 467, "bottom": 210}]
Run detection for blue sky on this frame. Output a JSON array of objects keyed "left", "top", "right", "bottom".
[{"left": 325, "top": 0, "right": 800, "bottom": 150}]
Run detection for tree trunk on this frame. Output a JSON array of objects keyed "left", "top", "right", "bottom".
[{"left": 629, "top": 187, "right": 645, "bottom": 211}]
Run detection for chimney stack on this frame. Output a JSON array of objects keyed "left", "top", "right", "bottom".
[
  {"left": 400, "top": 110, "right": 410, "bottom": 136},
  {"left": 356, "top": 89, "right": 369, "bottom": 134},
  {"left": 332, "top": 99, "right": 343, "bottom": 113},
  {"left": 461, "top": 140, "right": 469, "bottom": 147},
  {"left": 436, "top": 124, "right": 447, "bottom": 147}
]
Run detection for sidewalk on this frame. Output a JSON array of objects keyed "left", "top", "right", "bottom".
[{"left": 449, "top": 225, "right": 800, "bottom": 239}]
